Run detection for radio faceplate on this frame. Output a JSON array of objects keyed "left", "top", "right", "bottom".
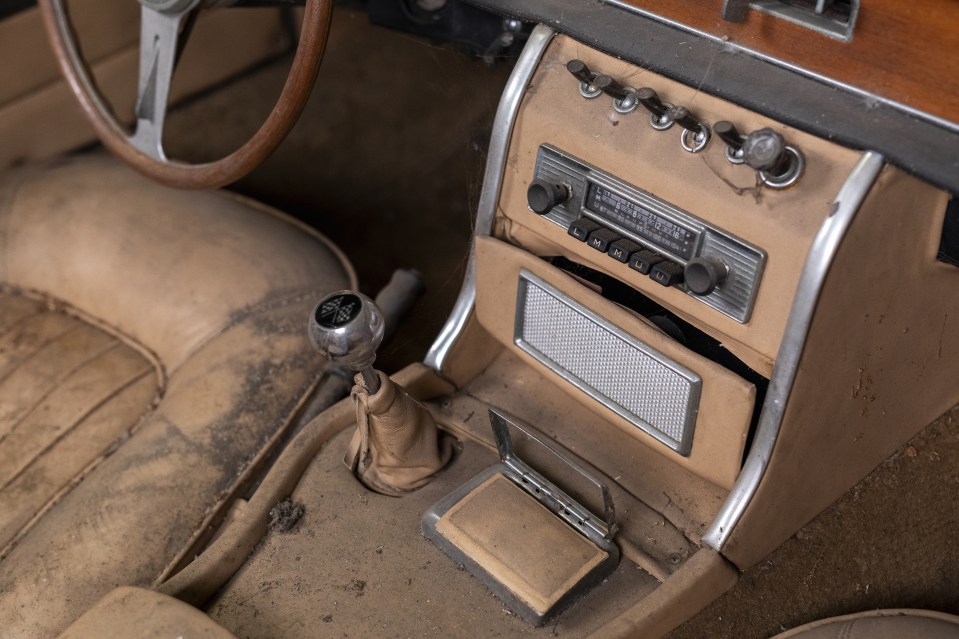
[{"left": 533, "top": 144, "right": 766, "bottom": 323}]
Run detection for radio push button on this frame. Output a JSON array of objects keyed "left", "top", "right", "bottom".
[
  {"left": 650, "top": 261, "right": 685, "bottom": 287},
  {"left": 568, "top": 217, "right": 601, "bottom": 242},
  {"left": 586, "top": 227, "right": 621, "bottom": 252},
  {"left": 607, "top": 238, "right": 642, "bottom": 263},
  {"left": 628, "top": 249, "right": 665, "bottom": 275}
]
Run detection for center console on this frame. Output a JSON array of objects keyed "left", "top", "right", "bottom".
[{"left": 420, "top": 22, "right": 957, "bottom": 636}]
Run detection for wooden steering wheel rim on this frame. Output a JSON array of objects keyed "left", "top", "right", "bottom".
[{"left": 38, "top": 0, "right": 333, "bottom": 189}]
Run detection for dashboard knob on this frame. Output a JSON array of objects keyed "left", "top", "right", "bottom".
[
  {"left": 527, "top": 180, "right": 569, "bottom": 215},
  {"left": 742, "top": 128, "right": 789, "bottom": 173},
  {"left": 684, "top": 258, "right": 728, "bottom": 296}
]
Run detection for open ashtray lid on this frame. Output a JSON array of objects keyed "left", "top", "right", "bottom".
[{"left": 421, "top": 409, "right": 621, "bottom": 626}]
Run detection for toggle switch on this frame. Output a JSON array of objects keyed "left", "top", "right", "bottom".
[
  {"left": 714, "top": 120, "right": 746, "bottom": 164},
  {"left": 635, "top": 87, "right": 673, "bottom": 130},
  {"left": 714, "top": 121, "right": 744, "bottom": 151},
  {"left": 668, "top": 106, "right": 704, "bottom": 132},
  {"left": 566, "top": 59, "right": 596, "bottom": 84},
  {"left": 593, "top": 75, "right": 639, "bottom": 113},
  {"left": 566, "top": 59, "right": 602, "bottom": 99},
  {"left": 669, "top": 106, "right": 711, "bottom": 153}
]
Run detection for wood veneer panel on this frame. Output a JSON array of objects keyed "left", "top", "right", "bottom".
[{"left": 618, "top": 0, "right": 959, "bottom": 125}]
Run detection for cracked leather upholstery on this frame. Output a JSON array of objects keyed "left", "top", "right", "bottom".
[{"left": 0, "top": 154, "right": 355, "bottom": 638}]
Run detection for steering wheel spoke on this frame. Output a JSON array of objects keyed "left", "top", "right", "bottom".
[
  {"left": 131, "top": 5, "right": 196, "bottom": 160},
  {"left": 39, "top": 0, "right": 333, "bottom": 189}
]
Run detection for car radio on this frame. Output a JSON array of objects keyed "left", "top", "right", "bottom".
[{"left": 527, "top": 144, "right": 766, "bottom": 323}]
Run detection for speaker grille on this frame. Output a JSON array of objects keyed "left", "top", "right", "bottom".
[{"left": 515, "top": 271, "right": 701, "bottom": 455}]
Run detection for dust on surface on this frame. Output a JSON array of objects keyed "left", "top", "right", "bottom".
[
  {"left": 268, "top": 499, "right": 304, "bottom": 533},
  {"left": 668, "top": 405, "right": 959, "bottom": 639}
]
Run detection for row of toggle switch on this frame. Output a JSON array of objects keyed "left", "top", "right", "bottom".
[
  {"left": 565, "top": 214, "right": 728, "bottom": 296},
  {"left": 567, "top": 59, "right": 711, "bottom": 153},
  {"left": 566, "top": 59, "right": 805, "bottom": 188}
]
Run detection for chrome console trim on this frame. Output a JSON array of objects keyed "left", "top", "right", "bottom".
[
  {"left": 425, "top": 24, "right": 556, "bottom": 373},
  {"left": 702, "top": 151, "right": 885, "bottom": 551}
]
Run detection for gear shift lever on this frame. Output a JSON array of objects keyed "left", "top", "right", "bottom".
[
  {"left": 309, "top": 291, "right": 385, "bottom": 393},
  {"left": 309, "top": 290, "right": 454, "bottom": 495}
]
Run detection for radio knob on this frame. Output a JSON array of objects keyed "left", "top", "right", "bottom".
[
  {"left": 684, "top": 258, "right": 728, "bottom": 296},
  {"left": 527, "top": 180, "right": 569, "bottom": 215}
]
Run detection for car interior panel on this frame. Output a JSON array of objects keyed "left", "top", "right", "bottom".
[{"left": 0, "top": 0, "right": 957, "bottom": 637}]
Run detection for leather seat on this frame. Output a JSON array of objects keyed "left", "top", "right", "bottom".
[
  {"left": 0, "top": 154, "right": 355, "bottom": 637},
  {"left": 773, "top": 610, "right": 959, "bottom": 639}
]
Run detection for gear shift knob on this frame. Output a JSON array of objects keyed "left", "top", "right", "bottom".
[{"left": 309, "top": 291, "right": 385, "bottom": 393}]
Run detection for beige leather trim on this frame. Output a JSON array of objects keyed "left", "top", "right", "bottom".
[
  {"left": 436, "top": 472, "right": 609, "bottom": 617},
  {"left": 473, "top": 235, "right": 754, "bottom": 490},
  {"left": 0, "top": 155, "right": 356, "bottom": 373},
  {"left": 57, "top": 586, "right": 238, "bottom": 639},
  {"left": 722, "top": 166, "right": 957, "bottom": 568},
  {"left": 0, "top": 155, "right": 357, "bottom": 638},
  {"left": 222, "top": 189, "right": 358, "bottom": 292},
  {"left": 0, "top": 294, "right": 161, "bottom": 561}
]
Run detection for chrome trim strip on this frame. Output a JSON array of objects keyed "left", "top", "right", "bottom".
[
  {"left": 702, "top": 151, "right": 885, "bottom": 551},
  {"left": 601, "top": 0, "right": 959, "bottom": 135},
  {"left": 425, "top": 24, "right": 556, "bottom": 373}
]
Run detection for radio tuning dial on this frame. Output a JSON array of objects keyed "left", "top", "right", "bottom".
[
  {"left": 684, "top": 258, "right": 728, "bottom": 296},
  {"left": 527, "top": 180, "right": 570, "bottom": 215}
]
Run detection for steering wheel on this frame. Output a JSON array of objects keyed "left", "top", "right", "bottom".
[{"left": 38, "top": 0, "right": 332, "bottom": 189}]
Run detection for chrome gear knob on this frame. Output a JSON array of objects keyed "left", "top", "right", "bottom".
[{"left": 309, "top": 291, "right": 385, "bottom": 392}]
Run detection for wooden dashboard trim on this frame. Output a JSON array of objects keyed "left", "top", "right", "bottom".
[{"left": 611, "top": 0, "right": 959, "bottom": 127}]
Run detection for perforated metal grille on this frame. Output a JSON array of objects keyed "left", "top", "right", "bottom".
[{"left": 515, "top": 273, "right": 700, "bottom": 454}]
